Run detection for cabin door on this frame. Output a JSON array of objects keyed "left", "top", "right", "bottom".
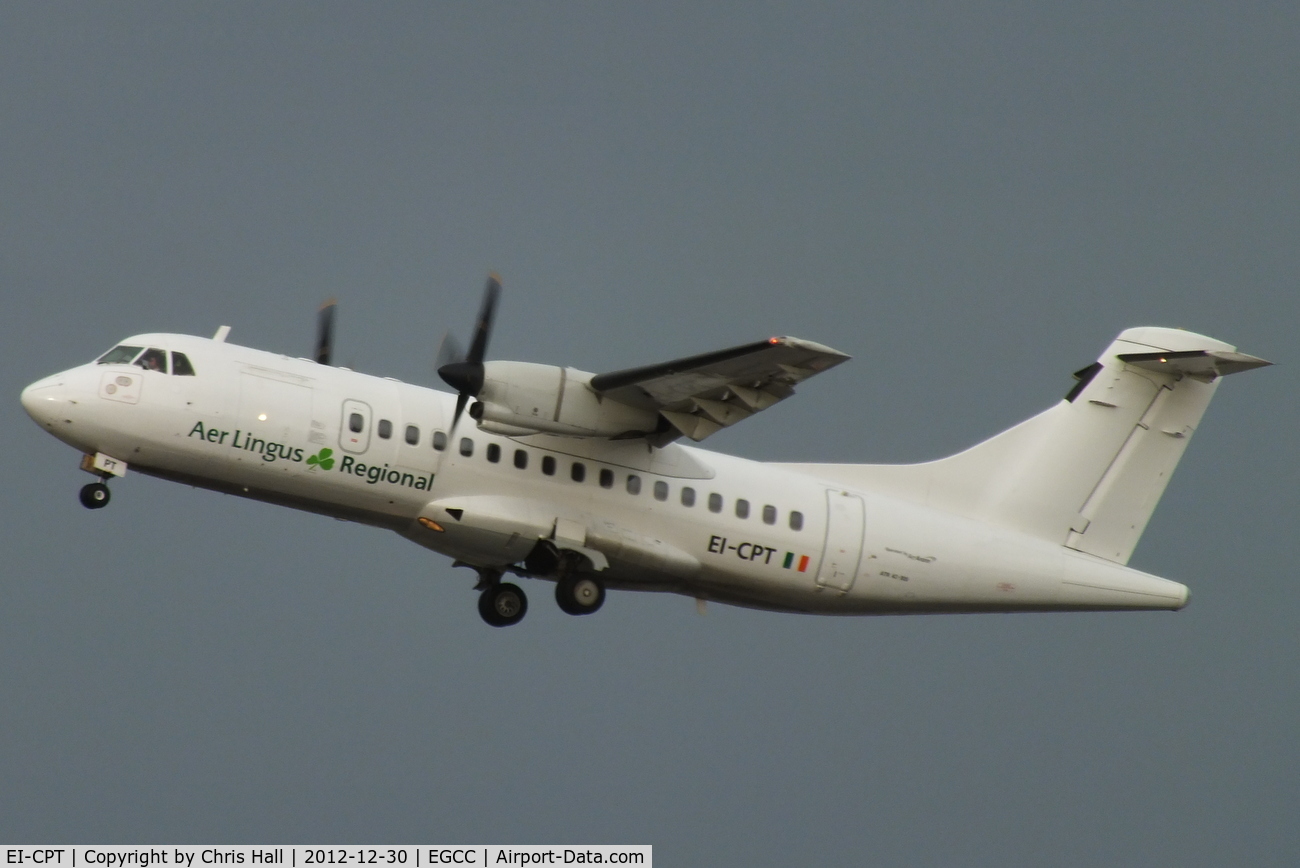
[
  {"left": 816, "top": 490, "right": 865, "bottom": 593},
  {"left": 339, "top": 399, "right": 373, "bottom": 454}
]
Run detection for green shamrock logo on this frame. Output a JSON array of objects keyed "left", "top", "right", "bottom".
[{"left": 306, "top": 447, "right": 335, "bottom": 471}]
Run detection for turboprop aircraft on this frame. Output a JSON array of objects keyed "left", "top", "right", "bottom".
[{"left": 21, "top": 276, "right": 1271, "bottom": 626}]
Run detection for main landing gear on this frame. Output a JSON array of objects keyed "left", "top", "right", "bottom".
[
  {"left": 555, "top": 574, "right": 606, "bottom": 616},
  {"left": 461, "top": 565, "right": 527, "bottom": 628},
  {"left": 79, "top": 482, "right": 111, "bottom": 510},
  {"left": 526, "top": 540, "right": 607, "bottom": 618},
  {"left": 478, "top": 581, "right": 529, "bottom": 628},
  {"left": 461, "top": 557, "right": 608, "bottom": 627}
]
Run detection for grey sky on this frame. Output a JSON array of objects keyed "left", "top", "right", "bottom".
[{"left": 2, "top": 3, "right": 1296, "bottom": 864}]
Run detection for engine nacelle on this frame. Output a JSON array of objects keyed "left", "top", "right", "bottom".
[{"left": 471, "top": 361, "right": 658, "bottom": 438}]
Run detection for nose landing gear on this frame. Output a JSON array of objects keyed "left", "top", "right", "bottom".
[
  {"left": 77, "top": 452, "right": 126, "bottom": 510},
  {"left": 79, "top": 482, "right": 111, "bottom": 509}
]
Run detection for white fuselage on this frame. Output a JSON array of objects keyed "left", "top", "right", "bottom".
[{"left": 21, "top": 332, "right": 1190, "bottom": 616}]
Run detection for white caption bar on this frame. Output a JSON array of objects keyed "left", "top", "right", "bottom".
[{"left": 1, "top": 849, "right": 650, "bottom": 868}]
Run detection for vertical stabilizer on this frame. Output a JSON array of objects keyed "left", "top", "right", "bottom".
[{"left": 779, "top": 328, "right": 1270, "bottom": 564}]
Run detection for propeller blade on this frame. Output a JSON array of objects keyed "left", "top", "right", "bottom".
[
  {"left": 441, "top": 273, "right": 501, "bottom": 438},
  {"left": 466, "top": 273, "right": 501, "bottom": 364},
  {"left": 315, "top": 299, "right": 337, "bottom": 365},
  {"left": 436, "top": 330, "right": 465, "bottom": 371},
  {"left": 452, "top": 391, "right": 470, "bottom": 431},
  {"left": 438, "top": 273, "right": 500, "bottom": 395}
]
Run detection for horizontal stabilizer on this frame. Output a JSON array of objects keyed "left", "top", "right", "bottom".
[{"left": 1117, "top": 349, "right": 1272, "bottom": 380}]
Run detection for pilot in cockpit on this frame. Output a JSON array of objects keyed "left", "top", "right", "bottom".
[
  {"left": 135, "top": 348, "right": 168, "bottom": 372},
  {"left": 95, "top": 345, "right": 196, "bottom": 376}
]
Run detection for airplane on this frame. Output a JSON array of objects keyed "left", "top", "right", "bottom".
[{"left": 20, "top": 276, "right": 1272, "bottom": 627}]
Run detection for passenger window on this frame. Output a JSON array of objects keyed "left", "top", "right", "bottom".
[
  {"left": 789, "top": 510, "right": 804, "bottom": 531},
  {"left": 654, "top": 480, "right": 668, "bottom": 501},
  {"left": 349, "top": 413, "right": 365, "bottom": 433},
  {"left": 762, "top": 505, "right": 777, "bottom": 525},
  {"left": 459, "top": 437, "right": 474, "bottom": 457},
  {"left": 432, "top": 430, "right": 447, "bottom": 451},
  {"left": 736, "top": 499, "right": 750, "bottom": 519},
  {"left": 514, "top": 449, "right": 528, "bottom": 469},
  {"left": 97, "top": 345, "right": 143, "bottom": 365},
  {"left": 599, "top": 469, "right": 614, "bottom": 489},
  {"left": 405, "top": 425, "right": 419, "bottom": 445},
  {"left": 377, "top": 419, "right": 393, "bottom": 439},
  {"left": 626, "top": 475, "right": 642, "bottom": 495},
  {"left": 134, "top": 348, "right": 168, "bottom": 373},
  {"left": 571, "top": 462, "right": 586, "bottom": 483},
  {"left": 708, "top": 493, "right": 723, "bottom": 513},
  {"left": 542, "top": 456, "right": 556, "bottom": 476},
  {"left": 486, "top": 443, "right": 501, "bottom": 463},
  {"left": 681, "top": 487, "right": 696, "bottom": 507},
  {"left": 171, "top": 352, "right": 196, "bottom": 376}
]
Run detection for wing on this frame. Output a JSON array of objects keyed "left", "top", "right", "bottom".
[{"left": 590, "top": 336, "right": 850, "bottom": 443}]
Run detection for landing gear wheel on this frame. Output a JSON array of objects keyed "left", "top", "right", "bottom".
[
  {"left": 478, "top": 582, "right": 528, "bottom": 627},
  {"left": 79, "top": 482, "right": 110, "bottom": 510},
  {"left": 555, "top": 575, "right": 606, "bottom": 616}
]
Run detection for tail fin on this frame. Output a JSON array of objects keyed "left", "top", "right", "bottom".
[{"left": 781, "top": 327, "right": 1270, "bottom": 564}]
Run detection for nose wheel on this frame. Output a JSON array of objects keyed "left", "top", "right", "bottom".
[{"left": 79, "top": 482, "right": 111, "bottom": 510}]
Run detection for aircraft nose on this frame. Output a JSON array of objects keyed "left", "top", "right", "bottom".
[{"left": 21, "top": 375, "right": 70, "bottom": 427}]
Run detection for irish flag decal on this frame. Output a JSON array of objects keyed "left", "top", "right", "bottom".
[{"left": 782, "top": 552, "right": 811, "bottom": 572}]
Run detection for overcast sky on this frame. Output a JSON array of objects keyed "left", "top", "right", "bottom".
[{"left": 2, "top": 3, "right": 1296, "bottom": 864}]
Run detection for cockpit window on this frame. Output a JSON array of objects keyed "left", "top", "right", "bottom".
[
  {"left": 171, "top": 352, "right": 196, "bottom": 376},
  {"left": 97, "top": 345, "right": 144, "bottom": 365},
  {"left": 134, "top": 348, "right": 168, "bottom": 373}
]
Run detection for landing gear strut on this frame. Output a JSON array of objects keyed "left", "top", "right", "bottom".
[{"left": 79, "top": 482, "right": 111, "bottom": 510}]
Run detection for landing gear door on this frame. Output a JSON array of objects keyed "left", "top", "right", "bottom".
[
  {"left": 339, "top": 399, "right": 372, "bottom": 454},
  {"left": 816, "top": 490, "right": 865, "bottom": 593}
]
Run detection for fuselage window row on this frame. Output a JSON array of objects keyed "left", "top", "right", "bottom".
[{"left": 454, "top": 438, "right": 802, "bottom": 531}]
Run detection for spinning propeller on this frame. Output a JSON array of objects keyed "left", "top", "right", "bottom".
[
  {"left": 315, "top": 299, "right": 337, "bottom": 365},
  {"left": 438, "top": 273, "right": 501, "bottom": 431},
  {"left": 313, "top": 276, "right": 499, "bottom": 435}
]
